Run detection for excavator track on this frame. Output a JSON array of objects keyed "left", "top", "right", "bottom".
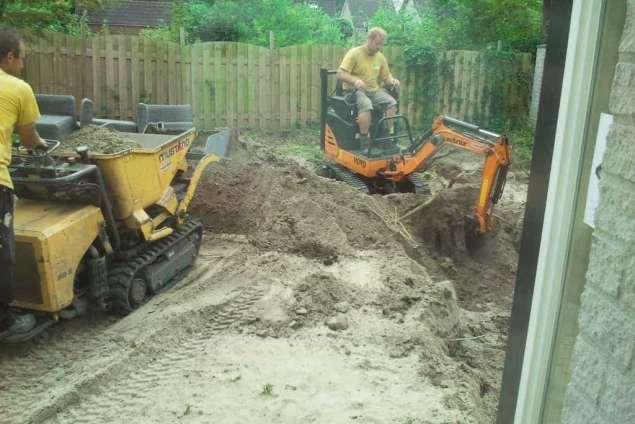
[
  {"left": 406, "top": 172, "right": 432, "bottom": 195},
  {"left": 109, "top": 219, "right": 203, "bottom": 315},
  {"left": 325, "top": 163, "right": 369, "bottom": 193}
]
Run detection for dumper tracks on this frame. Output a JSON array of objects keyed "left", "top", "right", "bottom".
[
  {"left": 0, "top": 238, "right": 260, "bottom": 424},
  {"left": 0, "top": 317, "right": 120, "bottom": 424},
  {"left": 110, "top": 219, "right": 203, "bottom": 314},
  {"left": 47, "top": 283, "right": 267, "bottom": 424}
]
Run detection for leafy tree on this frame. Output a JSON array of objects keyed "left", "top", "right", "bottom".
[
  {"left": 146, "top": 0, "right": 344, "bottom": 46},
  {"left": 0, "top": 0, "right": 114, "bottom": 33},
  {"left": 404, "top": 0, "right": 543, "bottom": 52},
  {"left": 245, "top": 0, "right": 342, "bottom": 46},
  {"left": 0, "top": 0, "right": 75, "bottom": 31}
]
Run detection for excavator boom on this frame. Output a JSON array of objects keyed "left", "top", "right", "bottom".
[{"left": 413, "top": 116, "right": 510, "bottom": 236}]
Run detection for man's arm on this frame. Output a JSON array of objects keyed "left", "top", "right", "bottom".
[
  {"left": 15, "top": 124, "right": 46, "bottom": 149},
  {"left": 379, "top": 56, "right": 399, "bottom": 87},
  {"left": 15, "top": 83, "right": 46, "bottom": 149},
  {"left": 336, "top": 69, "right": 367, "bottom": 91},
  {"left": 337, "top": 49, "right": 367, "bottom": 91}
]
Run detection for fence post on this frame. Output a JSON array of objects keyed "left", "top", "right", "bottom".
[
  {"left": 179, "top": 27, "right": 186, "bottom": 46},
  {"left": 269, "top": 31, "right": 275, "bottom": 49}
]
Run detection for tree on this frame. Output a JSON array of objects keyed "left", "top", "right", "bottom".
[
  {"left": 0, "top": 0, "right": 113, "bottom": 33},
  {"left": 373, "top": 0, "right": 543, "bottom": 52},
  {"left": 149, "top": 0, "right": 344, "bottom": 46}
]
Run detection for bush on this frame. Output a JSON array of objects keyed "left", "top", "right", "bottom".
[{"left": 145, "top": 0, "right": 345, "bottom": 46}]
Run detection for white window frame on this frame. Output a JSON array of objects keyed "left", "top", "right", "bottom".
[{"left": 513, "top": 1, "right": 606, "bottom": 423}]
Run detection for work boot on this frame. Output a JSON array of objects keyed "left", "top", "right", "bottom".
[
  {"left": 0, "top": 311, "right": 36, "bottom": 340},
  {"left": 358, "top": 133, "right": 370, "bottom": 152}
]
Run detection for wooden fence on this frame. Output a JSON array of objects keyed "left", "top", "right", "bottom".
[{"left": 24, "top": 33, "right": 532, "bottom": 130}]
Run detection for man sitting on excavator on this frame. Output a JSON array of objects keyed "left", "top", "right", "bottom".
[{"left": 336, "top": 26, "right": 400, "bottom": 150}]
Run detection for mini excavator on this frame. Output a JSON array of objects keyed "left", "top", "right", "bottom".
[{"left": 319, "top": 68, "right": 511, "bottom": 249}]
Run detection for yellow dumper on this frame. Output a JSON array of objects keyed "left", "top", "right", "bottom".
[{"left": 4, "top": 126, "right": 220, "bottom": 342}]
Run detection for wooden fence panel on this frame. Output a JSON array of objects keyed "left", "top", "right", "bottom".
[
  {"left": 202, "top": 43, "right": 212, "bottom": 129},
  {"left": 23, "top": 34, "right": 532, "bottom": 130}
]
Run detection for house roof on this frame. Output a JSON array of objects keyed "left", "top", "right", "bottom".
[
  {"left": 308, "top": 0, "right": 339, "bottom": 17},
  {"left": 83, "top": 0, "right": 173, "bottom": 28},
  {"left": 343, "top": 0, "right": 394, "bottom": 28}
]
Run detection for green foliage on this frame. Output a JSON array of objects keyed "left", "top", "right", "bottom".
[
  {"left": 274, "top": 141, "right": 323, "bottom": 165},
  {"left": 371, "top": 0, "right": 542, "bottom": 53},
  {"left": 481, "top": 49, "right": 533, "bottom": 131},
  {"left": 244, "top": 0, "right": 343, "bottom": 47},
  {"left": 139, "top": 21, "right": 174, "bottom": 42},
  {"left": 506, "top": 118, "right": 535, "bottom": 170},
  {"left": 0, "top": 0, "right": 113, "bottom": 33},
  {"left": 260, "top": 383, "right": 274, "bottom": 396},
  {"left": 0, "top": 0, "right": 76, "bottom": 32},
  {"left": 371, "top": 0, "right": 542, "bottom": 58},
  {"left": 145, "top": 0, "right": 344, "bottom": 46},
  {"left": 335, "top": 17, "right": 354, "bottom": 40}
]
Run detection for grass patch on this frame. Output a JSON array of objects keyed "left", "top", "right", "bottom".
[
  {"left": 260, "top": 383, "right": 274, "bottom": 396},
  {"left": 273, "top": 142, "right": 323, "bottom": 164}
]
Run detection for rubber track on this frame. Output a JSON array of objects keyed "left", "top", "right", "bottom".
[
  {"left": 328, "top": 164, "right": 369, "bottom": 193},
  {"left": 109, "top": 219, "right": 203, "bottom": 314},
  {"left": 51, "top": 284, "right": 268, "bottom": 424},
  {"left": 407, "top": 173, "right": 431, "bottom": 194}
]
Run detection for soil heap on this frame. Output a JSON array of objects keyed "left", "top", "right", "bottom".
[{"left": 62, "top": 125, "right": 142, "bottom": 154}]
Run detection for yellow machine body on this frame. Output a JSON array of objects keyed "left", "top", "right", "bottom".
[
  {"left": 2, "top": 123, "right": 225, "bottom": 342},
  {"left": 12, "top": 199, "right": 104, "bottom": 313},
  {"left": 87, "top": 129, "right": 196, "bottom": 238}
]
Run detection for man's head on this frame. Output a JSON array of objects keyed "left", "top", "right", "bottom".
[
  {"left": 365, "top": 27, "right": 387, "bottom": 55},
  {"left": 0, "top": 28, "right": 25, "bottom": 76}
]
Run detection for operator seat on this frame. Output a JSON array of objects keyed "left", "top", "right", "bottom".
[{"left": 326, "top": 80, "right": 400, "bottom": 152}]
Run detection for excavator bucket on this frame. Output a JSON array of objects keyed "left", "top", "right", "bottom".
[{"left": 464, "top": 214, "right": 486, "bottom": 252}]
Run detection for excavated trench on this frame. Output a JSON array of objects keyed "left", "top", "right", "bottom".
[{"left": 0, "top": 130, "right": 525, "bottom": 424}]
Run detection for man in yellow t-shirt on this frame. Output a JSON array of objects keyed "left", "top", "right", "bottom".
[
  {"left": 336, "top": 27, "right": 400, "bottom": 145},
  {"left": 0, "top": 27, "right": 47, "bottom": 339}
]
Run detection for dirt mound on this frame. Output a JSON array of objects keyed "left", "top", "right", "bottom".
[
  {"left": 191, "top": 157, "right": 399, "bottom": 260},
  {"left": 62, "top": 125, "right": 142, "bottom": 154}
]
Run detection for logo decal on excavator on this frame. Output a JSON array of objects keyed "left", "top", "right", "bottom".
[
  {"left": 450, "top": 136, "right": 467, "bottom": 147},
  {"left": 354, "top": 156, "right": 367, "bottom": 168}
]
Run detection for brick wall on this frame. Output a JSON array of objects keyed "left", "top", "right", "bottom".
[{"left": 562, "top": 1, "right": 635, "bottom": 422}]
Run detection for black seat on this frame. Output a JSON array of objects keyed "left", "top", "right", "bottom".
[
  {"left": 328, "top": 81, "right": 399, "bottom": 130},
  {"left": 326, "top": 80, "right": 401, "bottom": 154}
]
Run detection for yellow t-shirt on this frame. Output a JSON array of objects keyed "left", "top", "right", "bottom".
[
  {"left": 339, "top": 46, "right": 393, "bottom": 91},
  {"left": 0, "top": 68, "right": 40, "bottom": 189}
]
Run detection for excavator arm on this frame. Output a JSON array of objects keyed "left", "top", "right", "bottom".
[{"left": 409, "top": 116, "right": 511, "bottom": 243}]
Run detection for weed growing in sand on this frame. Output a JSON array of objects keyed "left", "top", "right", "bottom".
[{"left": 260, "top": 383, "right": 274, "bottom": 396}]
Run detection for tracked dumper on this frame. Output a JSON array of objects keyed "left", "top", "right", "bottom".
[{"left": 4, "top": 126, "right": 220, "bottom": 342}]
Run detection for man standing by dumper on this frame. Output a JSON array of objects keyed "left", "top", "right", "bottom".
[
  {"left": 0, "top": 27, "right": 48, "bottom": 340},
  {"left": 336, "top": 27, "right": 400, "bottom": 149}
]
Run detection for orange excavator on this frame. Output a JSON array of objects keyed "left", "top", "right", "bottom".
[{"left": 319, "top": 68, "right": 511, "bottom": 248}]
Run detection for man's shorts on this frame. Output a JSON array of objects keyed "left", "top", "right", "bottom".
[
  {"left": 355, "top": 89, "right": 397, "bottom": 113},
  {"left": 0, "top": 186, "right": 15, "bottom": 305}
]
